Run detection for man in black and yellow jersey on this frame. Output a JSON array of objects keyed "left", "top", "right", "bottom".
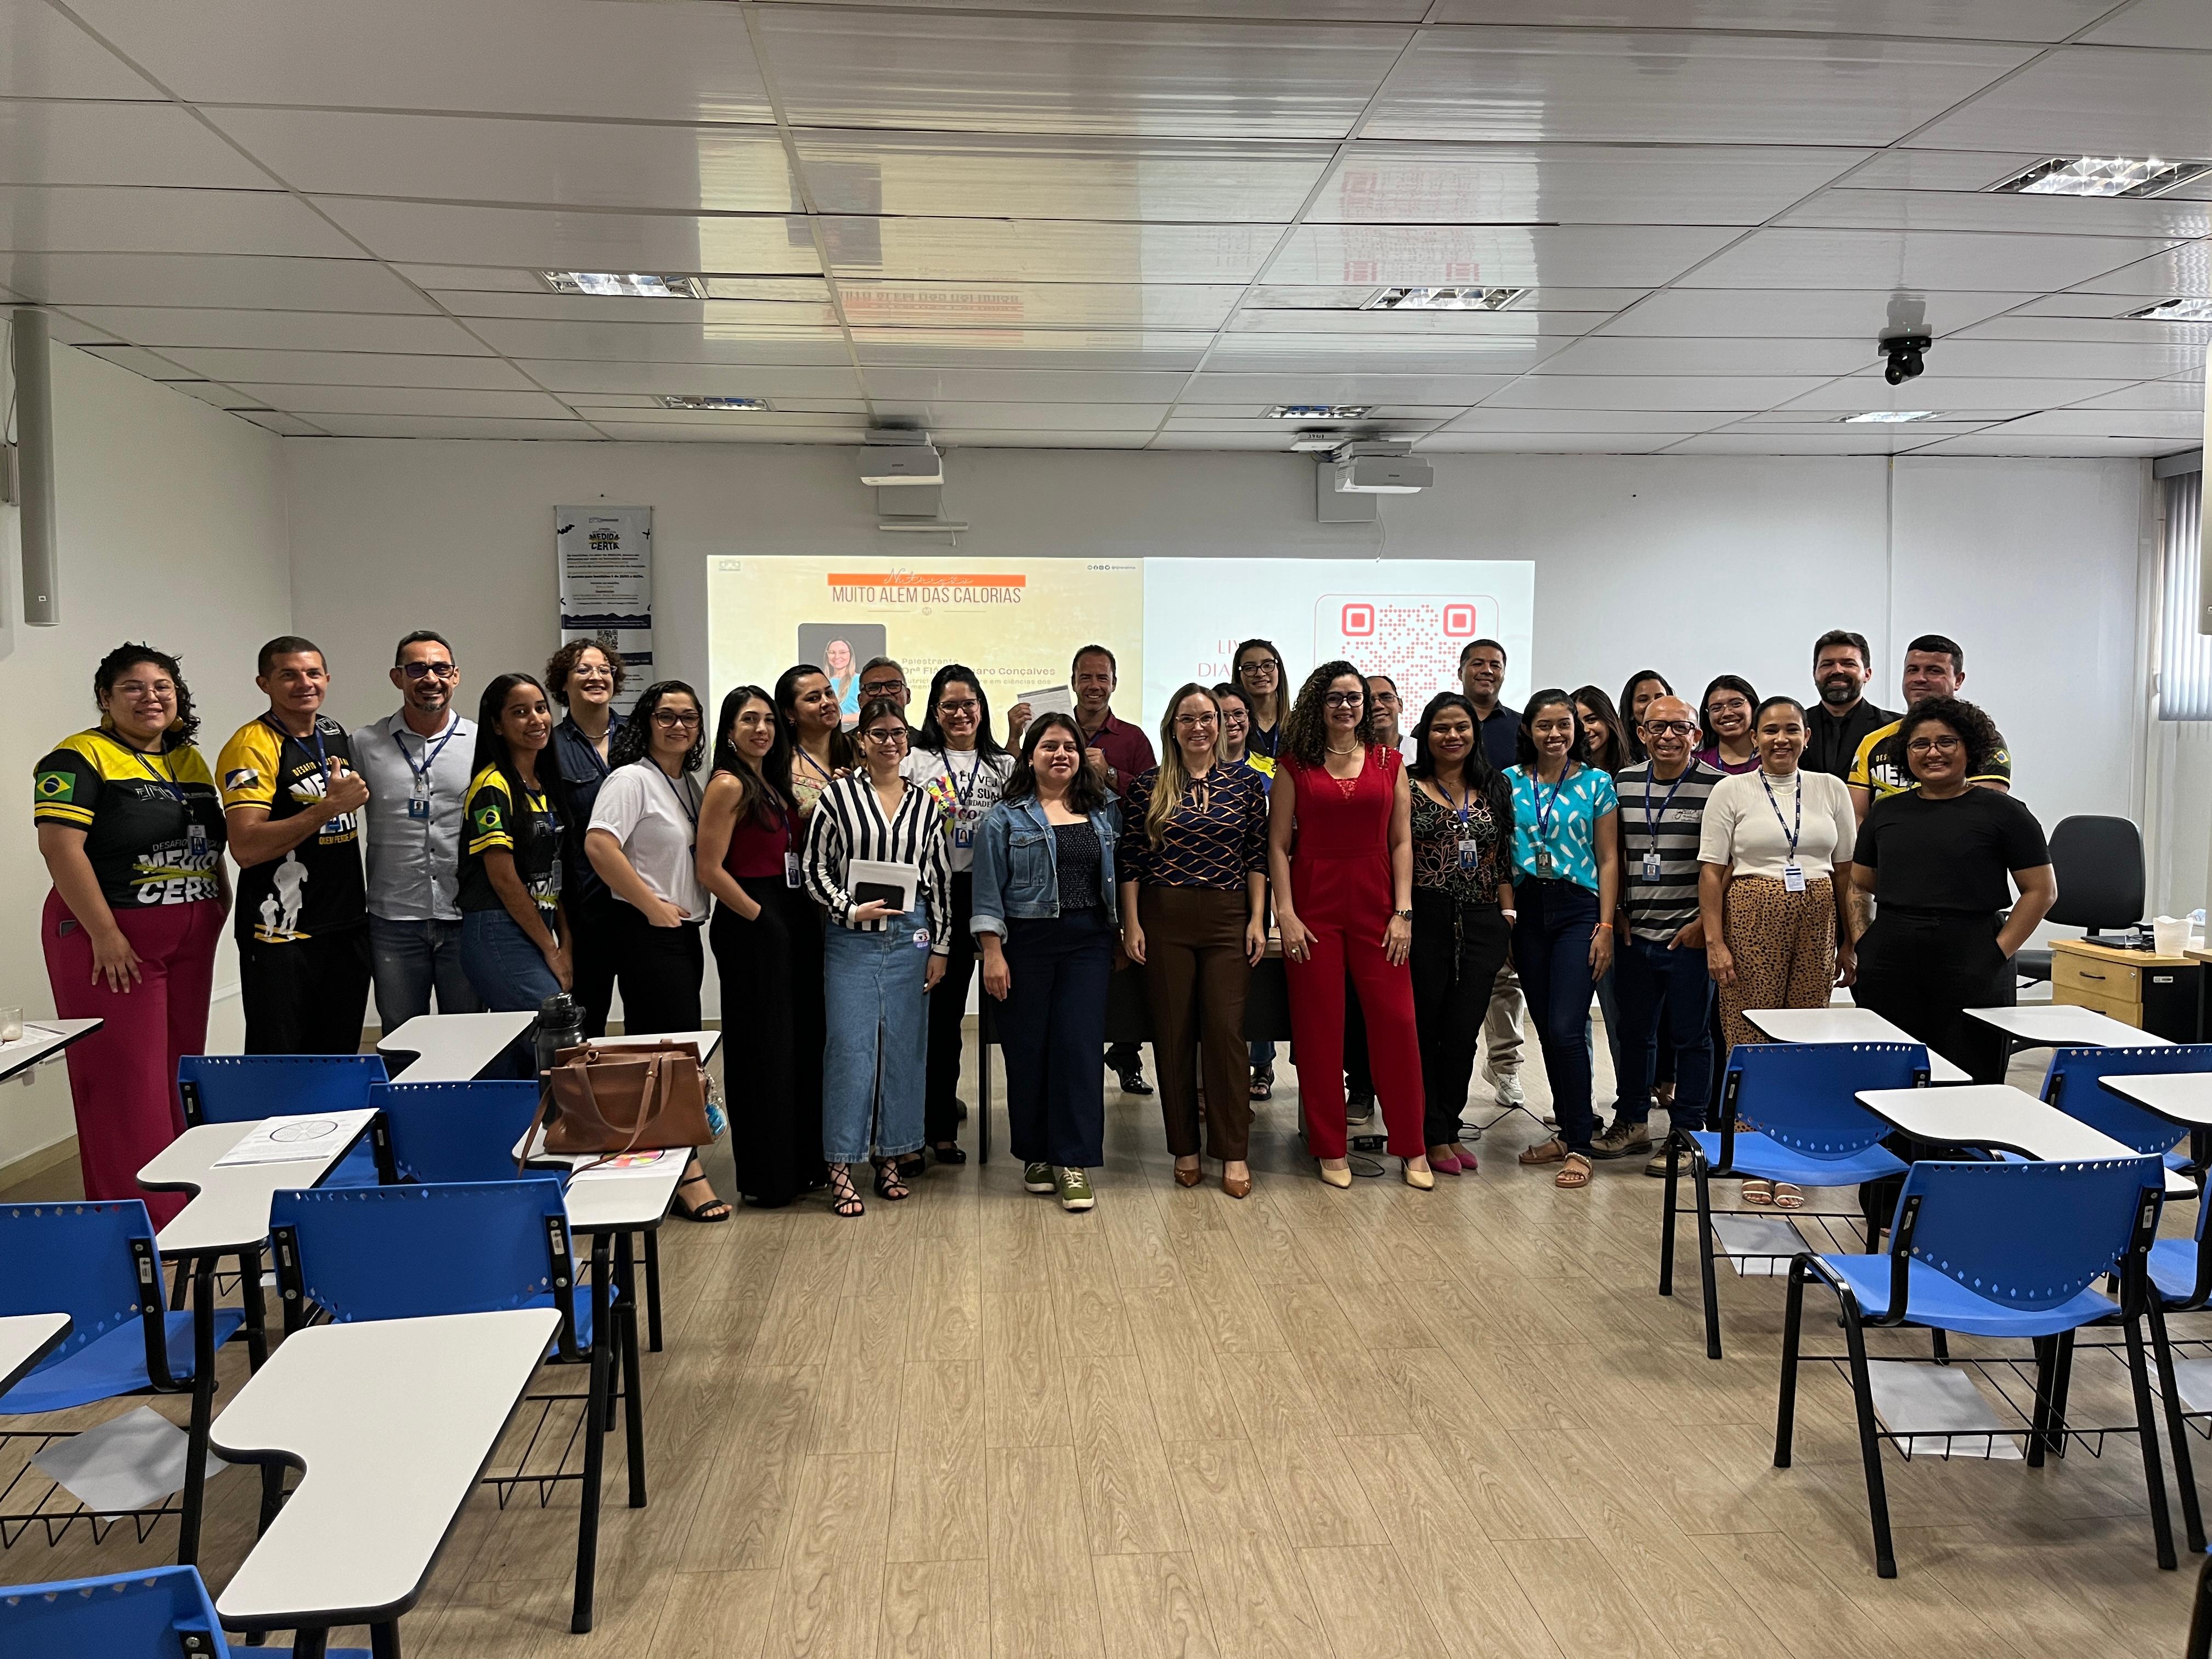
[
  {"left": 1847, "top": 633, "right": 2012, "bottom": 823},
  {"left": 217, "top": 635, "right": 374, "bottom": 1053}
]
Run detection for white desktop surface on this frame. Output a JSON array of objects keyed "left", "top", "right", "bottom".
[
  {"left": 376, "top": 1012, "right": 534, "bottom": 1083},
  {"left": 2100, "top": 1073, "right": 2212, "bottom": 1131},
  {"left": 0, "top": 1313, "right": 70, "bottom": 1397},
  {"left": 1964, "top": 1005, "right": 2173, "bottom": 1049},
  {"left": 213, "top": 1308, "right": 561, "bottom": 1628},
  {"left": 140, "top": 1111, "right": 377, "bottom": 1257},
  {"left": 0, "top": 1018, "right": 100, "bottom": 1085},
  {"left": 588, "top": 1029, "right": 722, "bottom": 1063},
  {"left": 1857, "top": 1083, "right": 2194, "bottom": 1195},
  {"left": 1743, "top": 1007, "right": 1971, "bottom": 1085},
  {"left": 562, "top": 1152, "right": 689, "bottom": 1234}
]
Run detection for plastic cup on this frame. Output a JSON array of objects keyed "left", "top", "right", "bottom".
[{"left": 2153, "top": 916, "right": 2190, "bottom": 956}]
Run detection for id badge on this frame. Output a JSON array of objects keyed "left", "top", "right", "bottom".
[
  {"left": 954, "top": 811, "right": 976, "bottom": 850},
  {"left": 1534, "top": 848, "right": 1554, "bottom": 879},
  {"left": 785, "top": 851, "right": 803, "bottom": 889},
  {"left": 1642, "top": 851, "right": 1662, "bottom": 881},
  {"left": 407, "top": 797, "right": 431, "bottom": 820},
  {"left": 1457, "top": 837, "right": 1480, "bottom": 872},
  {"left": 1782, "top": 862, "right": 1807, "bottom": 894}
]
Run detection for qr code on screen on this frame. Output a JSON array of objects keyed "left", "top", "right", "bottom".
[{"left": 1317, "top": 594, "right": 1493, "bottom": 704}]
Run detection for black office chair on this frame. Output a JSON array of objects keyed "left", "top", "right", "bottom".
[{"left": 2016, "top": 814, "right": 2145, "bottom": 983}]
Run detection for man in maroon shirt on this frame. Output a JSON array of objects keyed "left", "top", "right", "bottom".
[{"left": 1068, "top": 644, "right": 1156, "bottom": 1094}]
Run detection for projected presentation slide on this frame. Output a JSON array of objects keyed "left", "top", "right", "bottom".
[{"left": 708, "top": 555, "right": 1533, "bottom": 734}]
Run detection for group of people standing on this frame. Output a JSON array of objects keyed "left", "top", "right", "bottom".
[{"left": 34, "top": 622, "right": 2053, "bottom": 1227}]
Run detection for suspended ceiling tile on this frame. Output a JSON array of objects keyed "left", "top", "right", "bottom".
[
  {"left": 156, "top": 348, "right": 540, "bottom": 389},
  {"left": 820, "top": 217, "right": 1283, "bottom": 284},
  {"left": 1777, "top": 188, "right": 2212, "bottom": 241},
  {"left": 0, "top": 251, "right": 433, "bottom": 311},
  {"left": 2067, "top": 380, "right": 2210, "bottom": 410},
  {"left": 0, "top": 100, "right": 271, "bottom": 188},
  {"left": 0, "top": 185, "right": 357, "bottom": 257},
  {"left": 2082, "top": 0, "right": 2212, "bottom": 48},
  {"left": 2071, "top": 242, "right": 2212, "bottom": 296},
  {"left": 1186, "top": 371, "right": 1519, "bottom": 403},
  {"left": 1903, "top": 336, "right": 2204, "bottom": 379},
  {"left": 1206, "top": 332, "right": 1564, "bottom": 372},
  {"left": 584, "top": 422, "right": 865, "bottom": 443},
  {"left": 582, "top": 408, "right": 868, "bottom": 428},
  {"left": 1415, "top": 431, "right": 1675, "bottom": 453},
  {"left": 1424, "top": 1, "right": 2115, "bottom": 40},
  {"left": 1658, "top": 432, "right": 1945, "bottom": 454},
  {"left": 40, "top": 310, "right": 126, "bottom": 346},
  {"left": 77, "top": 343, "right": 195, "bottom": 379},
  {"left": 1261, "top": 224, "right": 1740, "bottom": 288},
  {"left": 1433, "top": 407, "right": 1725, "bottom": 433},
  {"left": 0, "top": 8, "right": 161, "bottom": 98},
  {"left": 235, "top": 410, "right": 329, "bottom": 436},
  {"left": 159, "top": 379, "right": 264, "bottom": 409},
  {"left": 1169, "top": 402, "right": 1465, "bottom": 419},
  {"left": 1485, "top": 374, "right": 1829, "bottom": 410},
  {"left": 1777, "top": 373, "right": 2135, "bottom": 411},
  {"left": 2008, "top": 294, "right": 2160, "bottom": 319},
  {"left": 204, "top": 109, "right": 795, "bottom": 214},
  {"left": 849, "top": 330, "right": 1215, "bottom": 370},
  {"left": 309, "top": 199, "right": 821, "bottom": 275},
  {"left": 1363, "top": 28, "right": 2029, "bottom": 145},
  {"left": 427, "top": 290, "right": 840, "bottom": 326},
  {"left": 63, "top": 306, "right": 494, "bottom": 354},
  {"left": 792, "top": 132, "right": 1335, "bottom": 223},
  {"left": 754, "top": 9, "right": 1412, "bottom": 139},
  {"left": 1158, "top": 416, "right": 1451, "bottom": 434},
  {"left": 464, "top": 318, "right": 851, "bottom": 366},
  {"left": 930, "top": 428, "right": 1155, "bottom": 447},
  {"left": 1990, "top": 409, "right": 2204, "bottom": 439},
  {"left": 1224, "top": 306, "right": 1602, "bottom": 337},
  {"left": 527, "top": 360, "right": 865, "bottom": 397},
  {"left": 1908, "top": 434, "right": 2182, "bottom": 456},
  {"left": 1905, "top": 47, "right": 2212, "bottom": 157},
  {"left": 1308, "top": 144, "right": 1869, "bottom": 227},
  {"left": 1243, "top": 282, "right": 1646, "bottom": 312},
  {"left": 870, "top": 402, "right": 1173, "bottom": 430},
  {"left": 1530, "top": 335, "right": 1877, "bottom": 377},
  {"left": 1605, "top": 287, "right": 2038, "bottom": 338},
  {"left": 791, "top": 0, "right": 1431, "bottom": 16},
  {"left": 1147, "top": 431, "right": 1330, "bottom": 450},
  {"left": 1679, "top": 227, "right": 2175, "bottom": 291},
  {"left": 225, "top": 384, "right": 574, "bottom": 417},
  {"left": 306, "top": 415, "right": 606, "bottom": 441},
  {"left": 1835, "top": 150, "right": 2046, "bottom": 192},
  {"left": 860, "top": 366, "right": 1188, "bottom": 402},
  {"left": 1957, "top": 316, "right": 2212, "bottom": 347},
  {"left": 837, "top": 281, "right": 1246, "bottom": 330},
  {"left": 69, "top": 0, "right": 774, "bottom": 122}
]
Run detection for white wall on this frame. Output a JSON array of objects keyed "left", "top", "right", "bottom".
[{"left": 0, "top": 346, "right": 291, "bottom": 1169}]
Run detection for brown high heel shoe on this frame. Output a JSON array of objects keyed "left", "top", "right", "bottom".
[
  {"left": 1173, "top": 1163, "right": 1204, "bottom": 1188},
  {"left": 1221, "top": 1171, "right": 1252, "bottom": 1199}
]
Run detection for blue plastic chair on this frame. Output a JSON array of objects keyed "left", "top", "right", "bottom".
[
  {"left": 176, "top": 1054, "right": 387, "bottom": 1188},
  {"left": 1659, "top": 1041, "right": 1928, "bottom": 1359},
  {"left": 0, "top": 1201, "right": 245, "bottom": 1564},
  {"left": 2042, "top": 1043, "right": 2212, "bottom": 1169},
  {"left": 1775, "top": 1155, "right": 2170, "bottom": 1578},
  {"left": 368, "top": 1080, "right": 543, "bottom": 1185},
  {"left": 0, "top": 1565, "right": 369, "bottom": 1657}
]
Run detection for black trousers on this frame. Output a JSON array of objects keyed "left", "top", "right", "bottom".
[
  {"left": 606, "top": 901, "right": 704, "bottom": 1035},
  {"left": 1409, "top": 891, "right": 1512, "bottom": 1146},
  {"left": 568, "top": 885, "right": 625, "bottom": 1039},
  {"left": 712, "top": 881, "right": 824, "bottom": 1207},
  {"left": 1002, "top": 911, "right": 1113, "bottom": 1168},
  {"left": 241, "top": 927, "right": 372, "bottom": 1054},
  {"left": 1853, "top": 909, "right": 2016, "bottom": 1085},
  {"left": 924, "top": 870, "right": 977, "bottom": 1145}
]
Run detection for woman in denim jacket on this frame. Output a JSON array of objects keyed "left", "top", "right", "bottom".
[{"left": 970, "top": 713, "right": 1121, "bottom": 1212}]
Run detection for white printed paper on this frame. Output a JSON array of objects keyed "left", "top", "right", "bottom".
[
  {"left": 571, "top": 1150, "right": 683, "bottom": 1183},
  {"left": 848, "top": 859, "right": 920, "bottom": 915},
  {"left": 213, "top": 1111, "right": 370, "bottom": 1168},
  {"left": 34, "top": 1407, "right": 212, "bottom": 1513},
  {"left": 1019, "top": 684, "right": 1076, "bottom": 720}
]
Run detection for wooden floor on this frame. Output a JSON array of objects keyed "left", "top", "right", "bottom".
[{"left": 3, "top": 1036, "right": 2203, "bottom": 1657}]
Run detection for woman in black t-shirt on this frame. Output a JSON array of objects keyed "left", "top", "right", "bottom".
[
  {"left": 458, "top": 673, "right": 572, "bottom": 1018},
  {"left": 1850, "top": 697, "right": 2055, "bottom": 1082}
]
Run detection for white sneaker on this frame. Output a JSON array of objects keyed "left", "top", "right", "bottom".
[{"left": 1493, "top": 1075, "right": 1524, "bottom": 1108}]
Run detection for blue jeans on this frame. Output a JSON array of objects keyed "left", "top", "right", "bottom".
[
  {"left": 1511, "top": 879, "right": 1599, "bottom": 1154},
  {"left": 369, "top": 915, "right": 479, "bottom": 1032},
  {"left": 1611, "top": 933, "right": 1714, "bottom": 1130},
  {"left": 1589, "top": 969, "right": 1622, "bottom": 1101},
  {"left": 821, "top": 905, "right": 930, "bottom": 1165},
  {"left": 459, "top": 909, "right": 561, "bottom": 1013}
]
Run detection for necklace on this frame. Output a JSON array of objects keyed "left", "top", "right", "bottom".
[{"left": 1326, "top": 740, "right": 1360, "bottom": 755}]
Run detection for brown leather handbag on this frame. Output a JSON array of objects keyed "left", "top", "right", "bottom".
[{"left": 531, "top": 1040, "right": 714, "bottom": 1160}]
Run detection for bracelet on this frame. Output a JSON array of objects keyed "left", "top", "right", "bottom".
[{"left": 1593, "top": 922, "right": 1613, "bottom": 932}]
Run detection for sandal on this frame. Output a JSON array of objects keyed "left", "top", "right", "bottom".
[
  {"left": 1741, "top": 1179, "right": 1774, "bottom": 1207},
  {"left": 1250, "top": 1067, "right": 1273, "bottom": 1101},
  {"left": 932, "top": 1142, "right": 967, "bottom": 1166},
  {"left": 1771, "top": 1182, "right": 1805, "bottom": 1211},
  {"left": 674, "top": 1170, "right": 732, "bottom": 1223},
  {"left": 1519, "top": 1137, "right": 1568, "bottom": 1166},
  {"left": 826, "top": 1164, "right": 865, "bottom": 1219},
  {"left": 873, "top": 1160, "right": 912, "bottom": 1203},
  {"left": 1555, "top": 1153, "right": 1593, "bottom": 1190}
]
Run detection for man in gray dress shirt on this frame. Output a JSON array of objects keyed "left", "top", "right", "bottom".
[{"left": 353, "top": 630, "right": 480, "bottom": 1031}]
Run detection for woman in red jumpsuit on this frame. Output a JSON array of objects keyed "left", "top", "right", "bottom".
[{"left": 1267, "top": 661, "right": 1431, "bottom": 1189}]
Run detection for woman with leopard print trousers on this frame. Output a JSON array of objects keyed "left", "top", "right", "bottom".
[{"left": 1695, "top": 695, "right": 1859, "bottom": 1209}]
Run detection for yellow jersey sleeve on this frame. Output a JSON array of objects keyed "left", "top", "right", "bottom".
[
  {"left": 465, "top": 765, "right": 516, "bottom": 855},
  {"left": 31, "top": 732, "right": 104, "bottom": 828},
  {"left": 216, "top": 721, "right": 282, "bottom": 812},
  {"left": 1846, "top": 724, "right": 1890, "bottom": 793}
]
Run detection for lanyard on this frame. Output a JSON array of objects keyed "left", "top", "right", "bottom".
[
  {"left": 1531, "top": 765, "right": 1572, "bottom": 846},
  {"left": 795, "top": 746, "right": 834, "bottom": 786},
  {"left": 393, "top": 714, "right": 460, "bottom": 788},
  {"left": 654, "top": 765, "right": 699, "bottom": 834},
  {"left": 943, "top": 748, "right": 984, "bottom": 811},
  {"left": 1759, "top": 769, "right": 1803, "bottom": 857},
  {"left": 1451, "top": 782, "right": 1480, "bottom": 827},
  {"left": 263, "top": 713, "right": 334, "bottom": 793},
  {"left": 1643, "top": 766, "right": 1690, "bottom": 847},
  {"left": 108, "top": 733, "right": 186, "bottom": 807}
]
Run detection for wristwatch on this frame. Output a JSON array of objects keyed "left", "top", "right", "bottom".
[{"left": 1393, "top": 907, "right": 1413, "bottom": 919}]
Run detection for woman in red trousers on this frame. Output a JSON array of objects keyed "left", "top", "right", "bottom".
[
  {"left": 35, "top": 644, "right": 229, "bottom": 1226},
  {"left": 1267, "top": 660, "right": 1431, "bottom": 1190}
]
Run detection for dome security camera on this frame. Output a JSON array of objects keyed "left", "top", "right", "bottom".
[{"left": 1880, "top": 333, "right": 1931, "bottom": 386}]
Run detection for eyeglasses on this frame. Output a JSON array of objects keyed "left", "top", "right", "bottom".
[
  {"left": 863, "top": 727, "right": 909, "bottom": 746},
  {"left": 1239, "top": 658, "right": 1280, "bottom": 675},
  {"left": 1905, "top": 735, "right": 1961, "bottom": 754},
  {"left": 651, "top": 709, "right": 702, "bottom": 729},
  {"left": 1641, "top": 720, "right": 1696, "bottom": 737},
  {"left": 1173, "top": 713, "right": 1218, "bottom": 729},
  {"left": 1323, "top": 692, "right": 1364, "bottom": 708},
  {"left": 862, "top": 682, "right": 906, "bottom": 699},
  {"left": 936, "top": 698, "right": 979, "bottom": 716},
  {"left": 399, "top": 661, "right": 459, "bottom": 681}
]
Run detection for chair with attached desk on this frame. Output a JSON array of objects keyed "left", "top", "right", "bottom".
[
  {"left": 1774, "top": 1155, "right": 2173, "bottom": 1578},
  {"left": 0, "top": 1563, "right": 368, "bottom": 1658},
  {"left": 0, "top": 1201, "right": 245, "bottom": 1565},
  {"left": 2041, "top": 1044, "right": 2212, "bottom": 1175},
  {"left": 268, "top": 1178, "right": 643, "bottom": 1634},
  {"left": 1658, "top": 1041, "right": 1927, "bottom": 1361},
  {"left": 176, "top": 1054, "right": 388, "bottom": 1189}
]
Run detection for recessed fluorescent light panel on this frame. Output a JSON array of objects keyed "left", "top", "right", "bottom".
[
  {"left": 656, "top": 395, "right": 770, "bottom": 411},
  {"left": 539, "top": 271, "right": 708, "bottom": 298},
  {"left": 1266, "top": 404, "right": 1372, "bottom": 420},
  {"left": 2126, "top": 298, "right": 2212, "bottom": 323},
  {"left": 1363, "top": 286, "right": 1527, "bottom": 312},
  {"left": 1841, "top": 410, "right": 1938, "bottom": 424},
  {"left": 1989, "top": 156, "right": 2212, "bottom": 198}
]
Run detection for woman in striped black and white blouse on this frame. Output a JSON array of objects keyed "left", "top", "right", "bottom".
[{"left": 801, "top": 696, "right": 951, "bottom": 1218}]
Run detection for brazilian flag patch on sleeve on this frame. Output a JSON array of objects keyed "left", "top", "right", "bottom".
[{"left": 35, "top": 770, "right": 74, "bottom": 803}]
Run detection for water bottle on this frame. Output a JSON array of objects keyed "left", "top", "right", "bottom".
[{"left": 535, "top": 990, "right": 583, "bottom": 1099}]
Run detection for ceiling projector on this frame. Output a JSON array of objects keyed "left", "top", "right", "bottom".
[
  {"left": 860, "top": 431, "right": 942, "bottom": 486},
  {"left": 1330, "top": 441, "right": 1432, "bottom": 494}
]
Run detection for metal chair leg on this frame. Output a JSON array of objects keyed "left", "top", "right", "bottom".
[
  {"left": 1693, "top": 1155, "right": 1722, "bottom": 1360},
  {"left": 1775, "top": 1258, "right": 1806, "bottom": 1468},
  {"left": 240, "top": 1245, "right": 270, "bottom": 1370},
  {"left": 177, "top": 1258, "right": 218, "bottom": 1566},
  {"left": 617, "top": 1231, "right": 647, "bottom": 1510},
  {"left": 2046, "top": 1330, "right": 2078, "bottom": 1457},
  {"left": 2149, "top": 1299, "right": 2205, "bottom": 1556},
  {"left": 643, "top": 1229, "right": 664, "bottom": 1354},
  {"left": 1658, "top": 1135, "right": 1680, "bottom": 1296},
  {"left": 1839, "top": 1300, "right": 1896, "bottom": 1578},
  {"left": 2124, "top": 1313, "right": 2180, "bottom": 1571},
  {"left": 2027, "top": 1336, "right": 2055, "bottom": 1469}
]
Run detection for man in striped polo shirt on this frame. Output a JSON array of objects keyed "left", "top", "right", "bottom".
[{"left": 1594, "top": 695, "right": 1722, "bottom": 1175}]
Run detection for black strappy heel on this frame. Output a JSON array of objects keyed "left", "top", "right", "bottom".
[
  {"left": 826, "top": 1163, "right": 865, "bottom": 1218},
  {"left": 873, "top": 1159, "right": 912, "bottom": 1202}
]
